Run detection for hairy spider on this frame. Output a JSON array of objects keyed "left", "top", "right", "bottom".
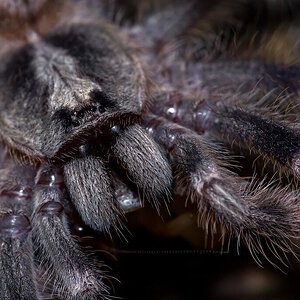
[{"left": 0, "top": 0, "right": 299, "bottom": 299}]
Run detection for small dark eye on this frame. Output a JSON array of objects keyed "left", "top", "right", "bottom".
[
  {"left": 52, "top": 108, "right": 73, "bottom": 131},
  {"left": 72, "top": 120, "right": 80, "bottom": 127},
  {"left": 89, "top": 89, "right": 116, "bottom": 112},
  {"left": 90, "top": 105, "right": 97, "bottom": 112},
  {"left": 76, "top": 110, "right": 85, "bottom": 119}
]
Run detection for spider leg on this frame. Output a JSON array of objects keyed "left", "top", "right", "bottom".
[
  {"left": 144, "top": 115, "right": 300, "bottom": 263},
  {"left": 0, "top": 152, "right": 38, "bottom": 299},
  {"left": 32, "top": 166, "right": 109, "bottom": 299},
  {"left": 151, "top": 60, "right": 300, "bottom": 175},
  {"left": 111, "top": 124, "right": 172, "bottom": 209},
  {"left": 202, "top": 103, "right": 300, "bottom": 175},
  {"left": 64, "top": 155, "right": 121, "bottom": 233},
  {"left": 0, "top": 210, "right": 37, "bottom": 300}
]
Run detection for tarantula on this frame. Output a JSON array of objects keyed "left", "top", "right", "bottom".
[{"left": 0, "top": 0, "right": 299, "bottom": 299}]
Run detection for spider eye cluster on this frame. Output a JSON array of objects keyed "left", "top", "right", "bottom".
[{"left": 54, "top": 89, "right": 119, "bottom": 131}]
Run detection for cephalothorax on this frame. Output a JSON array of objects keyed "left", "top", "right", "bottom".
[{"left": 0, "top": 0, "right": 299, "bottom": 299}]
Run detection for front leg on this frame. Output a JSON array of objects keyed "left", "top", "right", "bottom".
[
  {"left": 0, "top": 148, "right": 38, "bottom": 299},
  {"left": 150, "top": 61, "right": 300, "bottom": 176},
  {"left": 143, "top": 114, "right": 300, "bottom": 265}
]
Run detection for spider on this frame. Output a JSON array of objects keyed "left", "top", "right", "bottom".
[{"left": 0, "top": 0, "right": 299, "bottom": 299}]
